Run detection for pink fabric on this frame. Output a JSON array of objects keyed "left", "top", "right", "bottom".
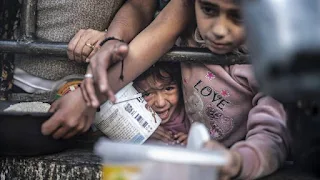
[
  {"left": 181, "top": 63, "right": 290, "bottom": 179},
  {"left": 162, "top": 107, "right": 190, "bottom": 134}
]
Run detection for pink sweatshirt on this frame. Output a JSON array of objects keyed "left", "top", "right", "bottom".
[
  {"left": 181, "top": 62, "right": 290, "bottom": 179},
  {"left": 162, "top": 107, "right": 190, "bottom": 134}
]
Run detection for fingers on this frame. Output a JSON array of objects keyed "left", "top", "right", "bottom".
[
  {"left": 41, "top": 102, "right": 62, "bottom": 137},
  {"left": 174, "top": 132, "right": 188, "bottom": 145},
  {"left": 83, "top": 66, "right": 100, "bottom": 107},
  {"left": 48, "top": 100, "right": 59, "bottom": 113},
  {"left": 87, "top": 76, "right": 101, "bottom": 108},
  {"left": 224, "top": 151, "right": 242, "bottom": 178},
  {"left": 90, "top": 54, "right": 115, "bottom": 105},
  {"left": 96, "top": 42, "right": 129, "bottom": 93},
  {"left": 84, "top": 40, "right": 129, "bottom": 107},
  {"left": 151, "top": 126, "right": 174, "bottom": 143},
  {"left": 52, "top": 125, "right": 73, "bottom": 139},
  {"left": 87, "top": 46, "right": 100, "bottom": 62},
  {"left": 204, "top": 141, "right": 241, "bottom": 178},
  {"left": 42, "top": 89, "right": 96, "bottom": 140},
  {"left": 63, "top": 108, "right": 96, "bottom": 139},
  {"left": 41, "top": 109, "right": 64, "bottom": 137},
  {"left": 74, "top": 33, "right": 94, "bottom": 63},
  {"left": 87, "top": 38, "right": 105, "bottom": 61},
  {"left": 111, "top": 43, "right": 129, "bottom": 64},
  {"left": 152, "top": 133, "right": 174, "bottom": 144},
  {"left": 68, "top": 29, "right": 108, "bottom": 63},
  {"left": 85, "top": 107, "right": 96, "bottom": 127},
  {"left": 67, "top": 29, "right": 85, "bottom": 61},
  {"left": 94, "top": 61, "right": 110, "bottom": 96},
  {"left": 43, "top": 111, "right": 86, "bottom": 139},
  {"left": 80, "top": 81, "right": 90, "bottom": 105},
  {"left": 204, "top": 140, "right": 226, "bottom": 150},
  {"left": 63, "top": 117, "right": 86, "bottom": 139},
  {"left": 84, "top": 109, "right": 95, "bottom": 132}
]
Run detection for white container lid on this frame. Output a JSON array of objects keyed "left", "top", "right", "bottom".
[
  {"left": 95, "top": 138, "right": 227, "bottom": 166},
  {"left": 95, "top": 120, "right": 227, "bottom": 167}
]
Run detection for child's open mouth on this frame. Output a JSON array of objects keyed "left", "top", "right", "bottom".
[{"left": 157, "top": 109, "right": 169, "bottom": 120}]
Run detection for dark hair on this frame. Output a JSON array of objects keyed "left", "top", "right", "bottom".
[
  {"left": 191, "top": 0, "right": 241, "bottom": 4},
  {"left": 134, "top": 62, "right": 182, "bottom": 88}
]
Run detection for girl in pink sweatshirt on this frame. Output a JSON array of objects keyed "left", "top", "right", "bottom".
[
  {"left": 177, "top": 0, "right": 291, "bottom": 179},
  {"left": 133, "top": 62, "right": 190, "bottom": 146}
]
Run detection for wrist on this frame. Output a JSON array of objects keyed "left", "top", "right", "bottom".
[{"left": 99, "top": 37, "right": 125, "bottom": 47}]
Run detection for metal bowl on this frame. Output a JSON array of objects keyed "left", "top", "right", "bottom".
[{"left": 0, "top": 101, "right": 72, "bottom": 156}]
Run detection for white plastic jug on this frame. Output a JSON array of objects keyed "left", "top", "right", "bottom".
[{"left": 94, "top": 122, "right": 227, "bottom": 180}]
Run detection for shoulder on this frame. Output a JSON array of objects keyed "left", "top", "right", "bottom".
[{"left": 229, "top": 64, "right": 260, "bottom": 93}]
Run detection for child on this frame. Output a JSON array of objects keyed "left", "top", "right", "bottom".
[
  {"left": 175, "top": 0, "right": 290, "bottom": 179},
  {"left": 133, "top": 62, "right": 189, "bottom": 146}
]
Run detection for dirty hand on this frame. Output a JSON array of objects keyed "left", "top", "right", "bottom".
[
  {"left": 204, "top": 141, "right": 242, "bottom": 180},
  {"left": 82, "top": 39, "right": 129, "bottom": 108},
  {"left": 41, "top": 88, "right": 96, "bottom": 139},
  {"left": 174, "top": 132, "right": 188, "bottom": 146},
  {"left": 67, "top": 29, "right": 108, "bottom": 63},
  {"left": 149, "top": 126, "right": 175, "bottom": 144}
]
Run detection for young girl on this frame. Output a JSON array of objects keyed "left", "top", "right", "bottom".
[
  {"left": 176, "top": 0, "right": 290, "bottom": 179},
  {"left": 133, "top": 62, "right": 189, "bottom": 146}
]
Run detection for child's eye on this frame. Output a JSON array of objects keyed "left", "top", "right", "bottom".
[
  {"left": 201, "top": 5, "right": 219, "bottom": 16},
  {"left": 228, "top": 10, "right": 243, "bottom": 24},
  {"left": 165, "top": 86, "right": 175, "bottom": 91},
  {"left": 142, "top": 92, "right": 151, "bottom": 97}
]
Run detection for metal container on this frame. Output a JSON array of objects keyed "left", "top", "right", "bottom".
[{"left": 0, "top": 101, "right": 71, "bottom": 156}]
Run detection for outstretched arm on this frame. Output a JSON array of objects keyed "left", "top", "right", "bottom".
[
  {"left": 42, "top": 0, "right": 194, "bottom": 139},
  {"left": 106, "top": 0, "right": 157, "bottom": 43},
  {"left": 84, "top": 0, "right": 194, "bottom": 107}
]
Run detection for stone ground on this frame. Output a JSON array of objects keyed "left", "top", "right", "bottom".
[{"left": 1, "top": 145, "right": 319, "bottom": 180}]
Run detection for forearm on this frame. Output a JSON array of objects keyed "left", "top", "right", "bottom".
[
  {"left": 106, "top": 0, "right": 157, "bottom": 43},
  {"left": 107, "top": 0, "right": 193, "bottom": 93},
  {"left": 231, "top": 95, "right": 290, "bottom": 179}
]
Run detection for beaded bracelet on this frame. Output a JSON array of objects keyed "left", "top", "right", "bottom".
[
  {"left": 99, "top": 37, "right": 125, "bottom": 46},
  {"left": 99, "top": 37, "right": 125, "bottom": 81}
]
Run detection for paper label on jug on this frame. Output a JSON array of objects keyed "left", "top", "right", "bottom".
[{"left": 94, "top": 83, "right": 161, "bottom": 144}]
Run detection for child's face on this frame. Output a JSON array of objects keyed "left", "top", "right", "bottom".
[
  {"left": 135, "top": 72, "right": 181, "bottom": 125},
  {"left": 195, "top": 0, "right": 245, "bottom": 54}
]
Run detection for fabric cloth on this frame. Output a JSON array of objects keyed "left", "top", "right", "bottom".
[
  {"left": 178, "top": 33, "right": 290, "bottom": 179},
  {"left": 11, "top": 0, "right": 124, "bottom": 101},
  {"left": 162, "top": 106, "right": 190, "bottom": 134}
]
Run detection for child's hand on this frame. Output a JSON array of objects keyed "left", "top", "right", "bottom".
[
  {"left": 174, "top": 132, "right": 188, "bottom": 146},
  {"left": 149, "top": 126, "right": 175, "bottom": 144},
  {"left": 82, "top": 40, "right": 128, "bottom": 108},
  {"left": 204, "top": 141, "right": 242, "bottom": 180}
]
